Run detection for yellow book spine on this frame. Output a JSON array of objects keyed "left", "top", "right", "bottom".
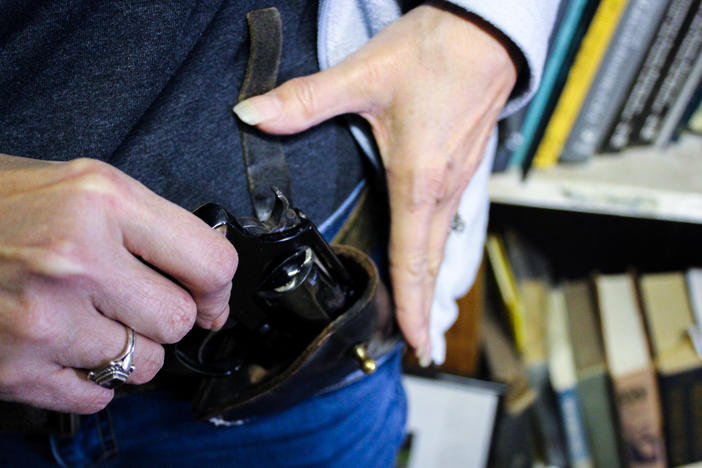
[
  {"left": 486, "top": 234, "right": 527, "bottom": 353},
  {"left": 532, "top": 0, "right": 630, "bottom": 168}
]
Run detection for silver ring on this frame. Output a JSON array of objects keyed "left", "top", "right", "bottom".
[{"left": 87, "top": 327, "right": 136, "bottom": 389}]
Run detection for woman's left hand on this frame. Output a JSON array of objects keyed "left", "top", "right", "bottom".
[{"left": 234, "top": 2, "right": 519, "bottom": 364}]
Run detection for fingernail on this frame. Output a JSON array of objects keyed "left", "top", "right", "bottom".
[
  {"left": 419, "top": 352, "right": 432, "bottom": 368},
  {"left": 415, "top": 345, "right": 432, "bottom": 368},
  {"left": 419, "top": 335, "right": 433, "bottom": 368},
  {"left": 415, "top": 345, "right": 425, "bottom": 361},
  {"left": 233, "top": 95, "right": 281, "bottom": 125}
]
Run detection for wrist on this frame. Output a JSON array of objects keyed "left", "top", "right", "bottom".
[{"left": 423, "top": 1, "right": 523, "bottom": 95}]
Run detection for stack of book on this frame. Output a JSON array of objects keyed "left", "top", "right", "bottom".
[
  {"left": 493, "top": 0, "right": 702, "bottom": 175},
  {"left": 484, "top": 232, "right": 702, "bottom": 468}
]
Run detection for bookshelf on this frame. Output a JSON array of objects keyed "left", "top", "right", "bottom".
[
  {"left": 490, "top": 134, "right": 702, "bottom": 224},
  {"left": 434, "top": 0, "right": 702, "bottom": 465},
  {"left": 484, "top": 131, "right": 702, "bottom": 468}
]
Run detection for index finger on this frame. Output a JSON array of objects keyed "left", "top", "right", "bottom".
[
  {"left": 126, "top": 197, "right": 237, "bottom": 327},
  {"left": 84, "top": 163, "right": 240, "bottom": 328}
]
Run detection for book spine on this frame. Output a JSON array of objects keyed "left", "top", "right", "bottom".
[
  {"left": 578, "top": 371, "right": 623, "bottom": 468},
  {"left": 612, "top": 368, "right": 667, "bottom": 468},
  {"left": 556, "top": 387, "right": 593, "bottom": 468},
  {"left": 688, "top": 269, "right": 702, "bottom": 327},
  {"left": 688, "top": 96, "right": 702, "bottom": 133},
  {"left": 659, "top": 367, "right": 702, "bottom": 466},
  {"left": 604, "top": 0, "right": 697, "bottom": 152},
  {"left": 486, "top": 235, "right": 527, "bottom": 353},
  {"left": 655, "top": 49, "right": 702, "bottom": 146},
  {"left": 528, "top": 364, "right": 569, "bottom": 467},
  {"left": 490, "top": 403, "right": 534, "bottom": 468},
  {"left": 674, "top": 82, "right": 702, "bottom": 137},
  {"left": 693, "top": 380, "right": 702, "bottom": 464},
  {"left": 633, "top": 3, "right": 702, "bottom": 144},
  {"left": 548, "top": 288, "right": 594, "bottom": 468},
  {"left": 560, "top": 0, "right": 668, "bottom": 162},
  {"left": 532, "top": 0, "right": 630, "bottom": 168},
  {"left": 509, "top": 0, "right": 596, "bottom": 168},
  {"left": 494, "top": 108, "right": 528, "bottom": 172}
]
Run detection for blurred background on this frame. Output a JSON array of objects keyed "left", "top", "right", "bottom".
[{"left": 398, "top": 0, "right": 702, "bottom": 466}]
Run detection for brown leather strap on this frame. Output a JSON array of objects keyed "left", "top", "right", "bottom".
[{"left": 237, "top": 7, "right": 291, "bottom": 222}]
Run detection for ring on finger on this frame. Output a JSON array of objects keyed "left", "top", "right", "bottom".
[{"left": 87, "top": 326, "right": 136, "bottom": 389}]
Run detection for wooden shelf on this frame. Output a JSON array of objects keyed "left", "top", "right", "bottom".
[{"left": 489, "top": 134, "right": 702, "bottom": 224}]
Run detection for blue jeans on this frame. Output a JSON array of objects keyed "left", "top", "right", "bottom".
[{"left": 0, "top": 350, "right": 406, "bottom": 468}]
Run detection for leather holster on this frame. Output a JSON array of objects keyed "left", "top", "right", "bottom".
[{"left": 191, "top": 244, "right": 400, "bottom": 423}]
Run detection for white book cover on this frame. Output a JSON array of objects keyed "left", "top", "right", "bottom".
[
  {"left": 596, "top": 274, "right": 651, "bottom": 377},
  {"left": 402, "top": 375, "right": 501, "bottom": 468}
]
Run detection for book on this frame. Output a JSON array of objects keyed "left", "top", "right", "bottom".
[
  {"left": 564, "top": 280, "right": 623, "bottom": 468},
  {"left": 402, "top": 373, "right": 505, "bottom": 468},
  {"left": 639, "top": 272, "right": 702, "bottom": 466},
  {"left": 560, "top": 0, "right": 669, "bottom": 162},
  {"left": 687, "top": 96, "right": 702, "bottom": 134},
  {"left": 595, "top": 273, "right": 667, "bottom": 468},
  {"left": 547, "top": 287, "right": 594, "bottom": 468},
  {"left": 655, "top": 51, "right": 702, "bottom": 146},
  {"left": 482, "top": 307, "right": 536, "bottom": 468},
  {"left": 527, "top": 362, "right": 570, "bottom": 468},
  {"left": 687, "top": 268, "right": 702, "bottom": 358},
  {"left": 501, "top": 230, "right": 551, "bottom": 363},
  {"left": 633, "top": 3, "right": 702, "bottom": 144},
  {"left": 673, "top": 82, "right": 702, "bottom": 139},
  {"left": 510, "top": 0, "right": 598, "bottom": 170},
  {"left": 494, "top": 107, "right": 528, "bottom": 172},
  {"left": 532, "top": 0, "right": 630, "bottom": 169},
  {"left": 605, "top": 0, "right": 701, "bottom": 151},
  {"left": 502, "top": 231, "right": 568, "bottom": 467},
  {"left": 486, "top": 233, "right": 528, "bottom": 353}
]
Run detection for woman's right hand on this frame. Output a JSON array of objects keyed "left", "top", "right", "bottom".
[{"left": 0, "top": 155, "right": 237, "bottom": 413}]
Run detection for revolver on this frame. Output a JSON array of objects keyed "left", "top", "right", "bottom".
[{"left": 174, "top": 188, "right": 356, "bottom": 378}]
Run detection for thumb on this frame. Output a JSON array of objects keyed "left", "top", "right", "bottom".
[{"left": 233, "top": 62, "right": 373, "bottom": 134}]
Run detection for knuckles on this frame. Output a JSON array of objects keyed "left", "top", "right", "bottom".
[
  {"left": 210, "top": 241, "right": 238, "bottom": 290},
  {"left": 129, "top": 344, "right": 165, "bottom": 385},
  {"left": 12, "top": 158, "right": 133, "bottom": 282},
  {"left": 64, "top": 158, "right": 124, "bottom": 193},
  {"left": 389, "top": 251, "right": 427, "bottom": 281},
  {"left": 386, "top": 162, "right": 451, "bottom": 214},
  {"left": 63, "top": 158, "right": 123, "bottom": 186},
  {"left": 160, "top": 295, "right": 197, "bottom": 344},
  {"left": 3, "top": 298, "right": 62, "bottom": 347},
  {"left": 416, "top": 165, "right": 450, "bottom": 205},
  {"left": 134, "top": 281, "right": 198, "bottom": 344},
  {"left": 284, "top": 76, "right": 319, "bottom": 122},
  {"left": 20, "top": 239, "right": 91, "bottom": 283},
  {"left": 60, "top": 158, "right": 129, "bottom": 215}
]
